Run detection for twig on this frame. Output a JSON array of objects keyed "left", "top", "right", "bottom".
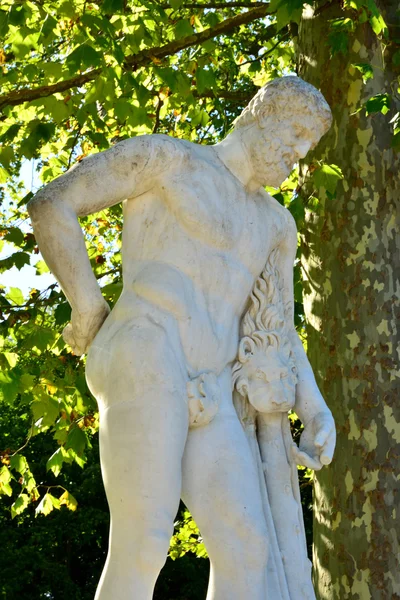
[
  {"left": 238, "top": 33, "right": 289, "bottom": 66},
  {"left": 10, "top": 419, "right": 35, "bottom": 458},
  {"left": 152, "top": 96, "right": 164, "bottom": 133}
]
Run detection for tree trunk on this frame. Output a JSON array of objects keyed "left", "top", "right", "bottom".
[{"left": 297, "top": 1, "right": 400, "bottom": 598}]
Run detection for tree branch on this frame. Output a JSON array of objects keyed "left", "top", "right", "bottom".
[
  {"left": 124, "top": 5, "right": 272, "bottom": 69},
  {"left": 158, "top": 2, "right": 268, "bottom": 8},
  {"left": 0, "top": 4, "right": 271, "bottom": 111}
]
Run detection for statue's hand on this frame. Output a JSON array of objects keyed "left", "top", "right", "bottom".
[
  {"left": 292, "top": 411, "right": 336, "bottom": 471},
  {"left": 62, "top": 301, "right": 110, "bottom": 356}
]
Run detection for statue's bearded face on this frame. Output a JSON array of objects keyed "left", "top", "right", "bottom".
[{"left": 243, "top": 115, "right": 321, "bottom": 188}]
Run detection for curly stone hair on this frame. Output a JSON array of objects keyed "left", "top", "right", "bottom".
[
  {"left": 234, "top": 76, "right": 332, "bottom": 136},
  {"left": 231, "top": 249, "right": 297, "bottom": 393}
]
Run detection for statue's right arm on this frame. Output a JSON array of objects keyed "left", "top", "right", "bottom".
[{"left": 27, "top": 135, "right": 181, "bottom": 354}]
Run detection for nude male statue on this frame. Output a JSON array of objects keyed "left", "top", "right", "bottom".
[{"left": 28, "top": 76, "right": 336, "bottom": 600}]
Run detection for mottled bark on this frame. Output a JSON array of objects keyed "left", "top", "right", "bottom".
[{"left": 297, "top": 1, "right": 400, "bottom": 598}]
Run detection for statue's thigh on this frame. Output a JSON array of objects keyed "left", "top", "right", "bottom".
[
  {"left": 182, "top": 410, "right": 267, "bottom": 551},
  {"left": 91, "top": 318, "right": 189, "bottom": 524}
]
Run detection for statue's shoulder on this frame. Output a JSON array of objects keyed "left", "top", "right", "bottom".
[
  {"left": 135, "top": 133, "right": 188, "bottom": 161},
  {"left": 145, "top": 134, "right": 212, "bottom": 166},
  {"left": 116, "top": 133, "right": 189, "bottom": 177},
  {"left": 259, "top": 188, "right": 297, "bottom": 236}
]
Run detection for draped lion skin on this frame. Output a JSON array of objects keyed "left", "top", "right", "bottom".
[{"left": 28, "top": 77, "right": 336, "bottom": 600}]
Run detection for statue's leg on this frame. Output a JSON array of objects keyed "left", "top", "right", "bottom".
[
  {"left": 87, "top": 317, "right": 189, "bottom": 600},
  {"left": 181, "top": 368, "right": 269, "bottom": 600}
]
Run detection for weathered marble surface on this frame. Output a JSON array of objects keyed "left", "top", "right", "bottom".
[{"left": 28, "top": 76, "right": 336, "bottom": 600}]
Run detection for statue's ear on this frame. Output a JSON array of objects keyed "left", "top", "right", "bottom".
[
  {"left": 236, "top": 376, "right": 249, "bottom": 398},
  {"left": 238, "top": 337, "right": 256, "bottom": 363}
]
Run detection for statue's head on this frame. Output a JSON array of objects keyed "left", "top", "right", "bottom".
[
  {"left": 232, "top": 331, "right": 297, "bottom": 414},
  {"left": 233, "top": 76, "right": 332, "bottom": 187}
]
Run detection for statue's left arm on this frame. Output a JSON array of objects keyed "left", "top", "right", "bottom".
[{"left": 279, "top": 210, "right": 336, "bottom": 469}]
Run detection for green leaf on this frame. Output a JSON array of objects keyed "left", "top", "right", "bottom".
[
  {"left": 0, "top": 166, "right": 10, "bottom": 183},
  {"left": 20, "top": 122, "right": 56, "bottom": 159},
  {"left": 365, "top": 93, "right": 391, "bottom": 115},
  {"left": 13, "top": 252, "right": 31, "bottom": 270},
  {"left": 0, "top": 465, "right": 12, "bottom": 485},
  {"left": 46, "top": 448, "right": 64, "bottom": 477},
  {"left": 35, "top": 492, "right": 59, "bottom": 516},
  {"left": 270, "top": 0, "right": 304, "bottom": 30},
  {"left": 30, "top": 328, "right": 57, "bottom": 352},
  {"left": 366, "top": 0, "right": 387, "bottom": 36},
  {"left": 66, "top": 44, "right": 102, "bottom": 71},
  {"left": 0, "top": 370, "right": 19, "bottom": 404},
  {"left": 9, "top": 454, "right": 28, "bottom": 475},
  {"left": 102, "top": 0, "right": 125, "bottom": 13},
  {"left": 4, "top": 227, "right": 25, "bottom": 247},
  {"left": 19, "top": 374, "right": 36, "bottom": 392},
  {"left": 50, "top": 100, "right": 70, "bottom": 124},
  {"left": 11, "top": 493, "right": 30, "bottom": 518},
  {"left": 46, "top": 447, "right": 74, "bottom": 477},
  {"left": 196, "top": 68, "right": 216, "bottom": 95},
  {"left": 288, "top": 195, "right": 305, "bottom": 228},
  {"left": 3, "top": 352, "right": 18, "bottom": 368},
  {"left": 7, "top": 287, "right": 24, "bottom": 306},
  {"left": 174, "top": 19, "right": 194, "bottom": 40},
  {"left": 0, "top": 466, "right": 13, "bottom": 496},
  {"left": 10, "top": 252, "right": 30, "bottom": 271},
  {"left": 21, "top": 470, "right": 37, "bottom": 494},
  {"left": 65, "top": 424, "right": 87, "bottom": 456},
  {"left": 59, "top": 490, "right": 78, "bottom": 511},
  {"left": 313, "top": 163, "right": 344, "bottom": 195},
  {"left": 85, "top": 76, "right": 106, "bottom": 104},
  {"left": 32, "top": 395, "right": 59, "bottom": 427},
  {"left": 34, "top": 259, "right": 50, "bottom": 275},
  {"left": 55, "top": 302, "right": 72, "bottom": 325},
  {"left": 352, "top": 63, "right": 374, "bottom": 82},
  {"left": 170, "top": 0, "right": 183, "bottom": 8}
]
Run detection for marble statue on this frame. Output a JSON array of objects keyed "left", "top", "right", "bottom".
[{"left": 28, "top": 76, "right": 336, "bottom": 600}]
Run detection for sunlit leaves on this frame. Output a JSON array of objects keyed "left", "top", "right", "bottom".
[
  {"left": 35, "top": 491, "right": 59, "bottom": 516},
  {"left": 11, "top": 492, "right": 30, "bottom": 518},
  {"left": 0, "top": 465, "right": 13, "bottom": 496},
  {"left": 7, "top": 287, "right": 24, "bottom": 305},
  {"left": 365, "top": 93, "right": 391, "bottom": 116},
  {"left": 0, "top": 166, "right": 10, "bottom": 183},
  {"left": 9, "top": 454, "right": 28, "bottom": 475},
  {"left": 59, "top": 490, "right": 78, "bottom": 511},
  {"left": 169, "top": 510, "right": 208, "bottom": 560},
  {"left": 0, "top": 371, "right": 20, "bottom": 404},
  {"left": 352, "top": 62, "right": 374, "bottom": 82},
  {"left": 313, "top": 163, "right": 344, "bottom": 196},
  {"left": 328, "top": 18, "right": 353, "bottom": 56},
  {"left": 269, "top": 0, "right": 305, "bottom": 30},
  {"left": 46, "top": 447, "right": 72, "bottom": 477},
  {"left": 390, "top": 112, "right": 400, "bottom": 151}
]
